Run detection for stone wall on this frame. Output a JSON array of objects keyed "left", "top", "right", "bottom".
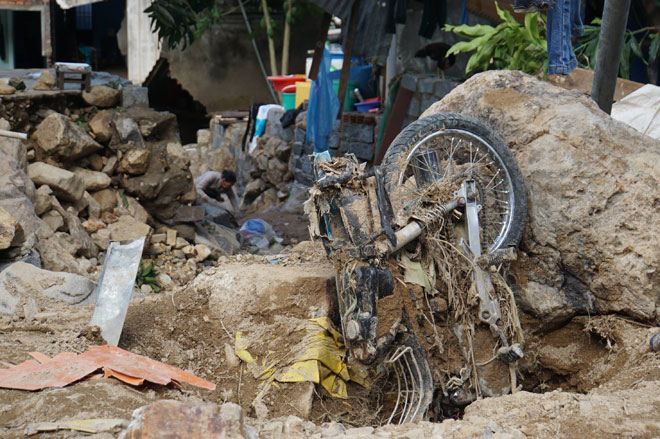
[{"left": 401, "top": 73, "right": 461, "bottom": 126}]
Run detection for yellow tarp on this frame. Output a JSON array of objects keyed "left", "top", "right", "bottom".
[
  {"left": 234, "top": 332, "right": 255, "bottom": 364},
  {"left": 239, "top": 317, "right": 372, "bottom": 400}
]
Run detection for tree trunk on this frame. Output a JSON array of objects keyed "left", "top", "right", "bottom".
[
  {"left": 260, "top": 0, "right": 278, "bottom": 76},
  {"left": 281, "top": 0, "right": 292, "bottom": 76}
]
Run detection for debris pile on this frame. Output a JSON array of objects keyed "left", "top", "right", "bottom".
[{"left": 0, "top": 84, "right": 235, "bottom": 295}]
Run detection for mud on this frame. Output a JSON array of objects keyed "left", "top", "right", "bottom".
[{"left": 1, "top": 244, "right": 660, "bottom": 438}]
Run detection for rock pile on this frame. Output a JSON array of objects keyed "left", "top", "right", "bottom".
[{"left": 0, "top": 88, "right": 232, "bottom": 293}]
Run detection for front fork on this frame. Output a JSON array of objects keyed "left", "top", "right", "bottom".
[{"left": 340, "top": 179, "right": 521, "bottom": 364}]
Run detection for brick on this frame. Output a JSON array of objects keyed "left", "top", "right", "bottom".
[{"left": 121, "top": 85, "right": 149, "bottom": 108}]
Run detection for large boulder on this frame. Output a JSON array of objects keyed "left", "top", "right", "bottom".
[
  {"left": 27, "top": 162, "right": 85, "bottom": 202},
  {"left": 33, "top": 113, "right": 102, "bottom": 161},
  {"left": 0, "top": 261, "right": 96, "bottom": 315},
  {"left": 422, "top": 70, "right": 660, "bottom": 324},
  {"left": 82, "top": 85, "right": 120, "bottom": 108}
]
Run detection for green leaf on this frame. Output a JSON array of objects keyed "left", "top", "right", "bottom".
[
  {"left": 443, "top": 23, "right": 495, "bottom": 38},
  {"left": 524, "top": 13, "right": 542, "bottom": 46},
  {"left": 649, "top": 34, "right": 660, "bottom": 64},
  {"left": 629, "top": 36, "right": 646, "bottom": 64},
  {"left": 495, "top": 1, "right": 518, "bottom": 26},
  {"left": 144, "top": 261, "right": 155, "bottom": 276},
  {"left": 620, "top": 41, "right": 631, "bottom": 79}
]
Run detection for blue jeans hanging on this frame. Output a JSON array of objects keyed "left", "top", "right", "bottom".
[{"left": 546, "top": 0, "right": 584, "bottom": 75}]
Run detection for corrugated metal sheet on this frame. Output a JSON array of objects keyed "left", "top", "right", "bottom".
[{"left": 309, "top": 0, "right": 392, "bottom": 64}]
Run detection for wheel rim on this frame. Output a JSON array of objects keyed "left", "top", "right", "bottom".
[{"left": 396, "top": 128, "right": 516, "bottom": 253}]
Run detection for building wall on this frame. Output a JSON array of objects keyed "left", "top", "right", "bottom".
[
  {"left": 0, "top": 10, "right": 14, "bottom": 68},
  {"left": 163, "top": 12, "right": 323, "bottom": 113}
]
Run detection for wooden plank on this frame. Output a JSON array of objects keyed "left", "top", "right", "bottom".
[
  {"left": 308, "top": 13, "right": 332, "bottom": 81},
  {"left": 373, "top": 85, "right": 413, "bottom": 166},
  {"left": 337, "top": 0, "right": 362, "bottom": 118}
]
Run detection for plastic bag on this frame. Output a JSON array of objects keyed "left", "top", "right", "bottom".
[
  {"left": 239, "top": 219, "right": 280, "bottom": 249},
  {"left": 306, "top": 49, "right": 340, "bottom": 153}
]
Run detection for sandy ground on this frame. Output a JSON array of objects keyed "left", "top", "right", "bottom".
[{"left": 1, "top": 242, "right": 660, "bottom": 438}]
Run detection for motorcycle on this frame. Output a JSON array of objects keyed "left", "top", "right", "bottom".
[{"left": 306, "top": 113, "right": 528, "bottom": 423}]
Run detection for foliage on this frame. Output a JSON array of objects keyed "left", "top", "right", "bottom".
[
  {"left": 443, "top": 2, "right": 547, "bottom": 75},
  {"left": 136, "top": 259, "right": 161, "bottom": 292},
  {"left": 145, "top": 0, "right": 228, "bottom": 50},
  {"left": 575, "top": 18, "right": 660, "bottom": 80}
]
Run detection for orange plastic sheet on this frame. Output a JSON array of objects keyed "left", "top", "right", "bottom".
[{"left": 0, "top": 345, "right": 215, "bottom": 391}]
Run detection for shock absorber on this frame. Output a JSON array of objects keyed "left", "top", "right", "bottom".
[{"left": 388, "top": 197, "right": 463, "bottom": 254}]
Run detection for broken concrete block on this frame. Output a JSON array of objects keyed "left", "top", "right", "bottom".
[
  {"left": 72, "top": 167, "right": 112, "bottom": 191},
  {"left": 121, "top": 85, "right": 149, "bottom": 108},
  {"left": 117, "top": 148, "right": 150, "bottom": 175},
  {"left": 151, "top": 233, "right": 166, "bottom": 244},
  {"left": 107, "top": 215, "right": 151, "bottom": 242},
  {"left": 82, "top": 85, "right": 120, "bottom": 108},
  {"left": 166, "top": 229, "right": 177, "bottom": 247},
  {"left": 27, "top": 162, "right": 85, "bottom": 202},
  {"left": 33, "top": 113, "right": 103, "bottom": 161}
]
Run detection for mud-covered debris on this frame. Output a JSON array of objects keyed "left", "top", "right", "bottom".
[{"left": 0, "top": 345, "right": 215, "bottom": 391}]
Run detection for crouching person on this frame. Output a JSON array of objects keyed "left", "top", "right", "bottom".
[{"left": 195, "top": 169, "right": 241, "bottom": 227}]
